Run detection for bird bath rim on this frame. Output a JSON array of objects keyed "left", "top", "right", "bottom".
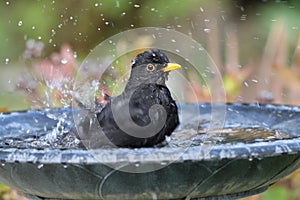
[
  {"left": 1, "top": 103, "right": 300, "bottom": 199},
  {"left": 0, "top": 139, "right": 299, "bottom": 165},
  {"left": 0, "top": 103, "right": 300, "bottom": 165}
]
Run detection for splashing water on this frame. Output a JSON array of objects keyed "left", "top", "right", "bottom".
[
  {"left": 0, "top": 108, "right": 291, "bottom": 150},
  {"left": 14, "top": 41, "right": 294, "bottom": 150}
]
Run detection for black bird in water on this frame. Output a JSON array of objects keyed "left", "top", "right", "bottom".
[
  {"left": 74, "top": 49, "right": 180, "bottom": 148},
  {"left": 96, "top": 49, "right": 181, "bottom": 148}
]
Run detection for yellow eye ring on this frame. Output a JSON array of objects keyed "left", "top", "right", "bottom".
[{"left": 146, "top": 64, "right": 155, "bottom": 71}]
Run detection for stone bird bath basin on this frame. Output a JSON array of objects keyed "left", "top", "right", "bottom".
[{"left": 0, "top": 103, "right": 300, "bottom": 199}]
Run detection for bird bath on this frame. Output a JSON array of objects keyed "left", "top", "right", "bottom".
[{"left": 0, "top": 103, "right": 300, "bottom": 200}]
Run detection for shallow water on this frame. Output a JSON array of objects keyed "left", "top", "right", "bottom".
[
  {"left": 168, "top": 127, "right": 290, "bottom": 148},
  {"left": 0, "top": 113, "right": 291, "bottom": 150}
]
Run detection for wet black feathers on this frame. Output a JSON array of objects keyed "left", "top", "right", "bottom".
[
  {"left": 97, "top": 49, "right": 179, "bottom": 148},
  {"left": 132, "top": 49, "right": 169, "bottom": 68}
]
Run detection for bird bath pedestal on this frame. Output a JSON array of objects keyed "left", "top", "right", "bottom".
[{"left": 0, "top": 103, "right": 300, "bottom": 199}]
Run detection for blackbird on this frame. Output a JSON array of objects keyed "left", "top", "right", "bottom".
[{"left": 96, "top": 49, "right": 181, "bottom": 148}]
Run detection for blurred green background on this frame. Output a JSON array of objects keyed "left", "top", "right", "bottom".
[{"left": 1, "top": 0, "right": 300, "bottom": 199}]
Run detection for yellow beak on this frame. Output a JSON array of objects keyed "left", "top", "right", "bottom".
[{"left": 162, "top": 63, "right": 181, "bottom": 72}]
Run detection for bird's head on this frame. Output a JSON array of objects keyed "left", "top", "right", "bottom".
[{"left": 125, "top": 49, "right": 181, "bottom": 91}]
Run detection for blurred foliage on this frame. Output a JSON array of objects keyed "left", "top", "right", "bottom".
[
  {"left": 240, "top": 169, "right": 300, "bottom": 200},
  {"left": 263, "top": 186, "right": 288, "bottom": 200},
  {"left": 262, "top": 186, "right": 300, "bottom": 200},
  {"left": 0, "top": 0, "right": 205, "bottom": 62},
  {"left": 1, "top": 0, "right": 300, "bottom": 199},
  {"left": 0, "top": 183, "right": 26, "bottom": 200}
]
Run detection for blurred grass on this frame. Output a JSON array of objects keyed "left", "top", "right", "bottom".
[
  {"left": 0, "top": 93, "right": 29, "bottom": 111},
  {"left": 263, "top": 187, "right": 289, "bottom": 200}
]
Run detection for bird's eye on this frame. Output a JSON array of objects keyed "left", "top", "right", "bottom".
[{"left": 146, "top": 64, "right": 156, "bottom": 71}]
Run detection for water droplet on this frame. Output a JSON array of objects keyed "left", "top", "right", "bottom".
[
  {"left": 61, "top": 58, "right": 68, "bottom": 64},
  {"left": 18, "top": 20, "right": 23, "bottom": 26},
  {"left": 200, "top": 7, "right": 204, "bottom": 12},
  {"left": 5, "top": 58, "right": 9, "bottom": 64},
  {"left": 171, "top": 39, "right": 176, "bottom": 43},
  {"left": 32, "top": 26, "right": 35, "bottom": 30},
  {"left": 244, "top": 81, "right": 249, "bottom": 87},
  {"left": 95, "top": 3, "right": 99, "bottom": 7},
  {"left": 121, "top": 12, "right": 126, "bottom": 16},
  {"left": 134, "top": 162, "right": 140, "bottom": 167},
  {"left": 240, "top": 14, "right": 247, "bottom": 21},
  {"left": 130, "top": 24, "right": 134, "bottom": 27},
  {"left": 97, "top": 27, "right": 101, "bottom": 31},
  {"left": 134, "top": 4, "right": 140, "bottom": 8},
  {"left": 69, "top": 16, "right": 73, "bottom": 20},
  {"left": 257, "top": 156, "right": 263, "bottom": 160},
  {"left": 37, "top": 36, "right": 42, "bottom": 40},
  {"left": 63, "top": 165, "right": 68, "bottom": 168},
  {"left": 37, "top": 164, "right": 44, "bottom": 169},
  {"left": 252, "top": 79, "right": 258, "bottom": 83},
  {"left": 51, "top": 29, "right": 56, "bottom": 36},
  {"left": 6, "top": 1, "right": 9, "bottom": 5},
  {"left": 1, "top": 163, "right": 5, "bottom": 167},
  {"left": 204, "top": 28, "right": 211, "bottom": 33},
  {"left": 151, "top": 8, "right": 156, "bottom": 12},
  {"left": 73, "top": 51, "right": 77, "bottom": 58},
  {"left": 160, "top": 161, "right": 168, "bottom": 166},
  {"left": 105, "top": 21, "right": 109, "bottom": 25}
]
